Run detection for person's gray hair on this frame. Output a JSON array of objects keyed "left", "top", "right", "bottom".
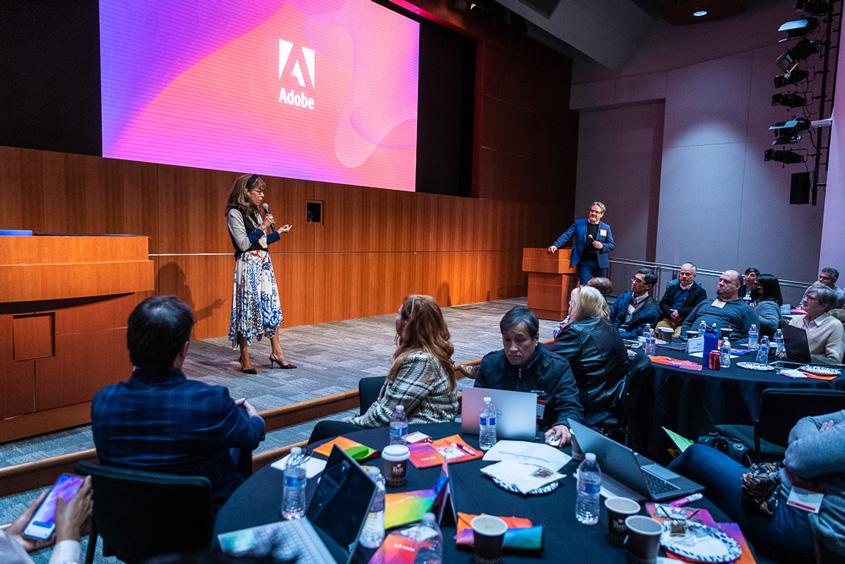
[
  {"left": 500, "top": 306, "right": 539, "bottom": 339},
  {"left": 681, "top": 262, "right": 697, "bottom": 274},
  {"left": 821, "top": 267, "right": 840, "bottom": 282},
  {"left": 570, "top": 286, "right": 609, "bottom": 321},
  {"left": 591, "top": 201, "right": 606, "bottom": 214},
  {"left": 807, "top": 283, "right": 838, "bottom": 312}
]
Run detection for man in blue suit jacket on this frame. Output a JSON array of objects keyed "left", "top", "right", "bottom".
[
  {"left": 92, "top": 296, "right": 266, "bottom": 512},
  {"left": 548, "top": 202, "right": 615, "bottom": 285}
]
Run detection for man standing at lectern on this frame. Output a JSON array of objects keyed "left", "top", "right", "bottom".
[{"left": 548, "top": 202, "right": 615, "bottom": 285}]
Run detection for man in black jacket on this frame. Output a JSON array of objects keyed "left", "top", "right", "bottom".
[
  {"left": 475, "top": 306, "right": 583, "bottom": 446},
  {"left": 656, "top": 262, "right": 707, "bottom": 337}
]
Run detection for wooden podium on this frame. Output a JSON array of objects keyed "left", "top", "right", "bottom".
[
  {"left": 522, "top": 248, "right": 578, "bottom": 320},
  {"left": 0, "top": 235, "right": 154, "bottom": 442}
]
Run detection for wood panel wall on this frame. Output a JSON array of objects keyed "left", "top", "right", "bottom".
[{"left": 1, "top": 145, "right": 568, "bottom": 340}]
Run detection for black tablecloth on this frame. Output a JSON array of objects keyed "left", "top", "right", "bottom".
[
  {"left": 639, "top": 348, "right": 845, "bottom": 462},
  {"left": 214, "top": 422, "right": 739, "bottom": 563}
]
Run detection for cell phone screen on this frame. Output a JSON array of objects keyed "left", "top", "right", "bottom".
[{"left": 23, "top": 474, "right": 85, "bottom": 540}]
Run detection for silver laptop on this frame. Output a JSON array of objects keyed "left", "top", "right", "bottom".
[
  {"left": 218, "top": 446, "right": 376, "bottom": 564},
  {"left": 568, "top": 419, "right": 703, "bottom": 502},
  {"left": 461, "top": 387, "right": 538, "bottom": 441}
]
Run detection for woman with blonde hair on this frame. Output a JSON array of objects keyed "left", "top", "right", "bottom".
[
  {"left": 309, "top": 295, "right": 457, "bottom": 441},
  {"left": 549, "top": 286, "right": 629, "bottom": 426},
  {"left": 225, "top": 173, "right": 294, "bottom": 373}
]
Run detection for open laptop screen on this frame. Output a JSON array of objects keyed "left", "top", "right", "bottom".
[{"left": 309, "top": 446, "right": 377, "bottom": 561}]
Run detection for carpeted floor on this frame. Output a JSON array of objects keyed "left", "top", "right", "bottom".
[{"left": 0, "top": 297, "right": 558, "bottom": 563}]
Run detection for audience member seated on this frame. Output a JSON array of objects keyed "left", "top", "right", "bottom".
[
  {"left": 750, "top": 274, "right": 783, "bottom": 338},
  {"left": 0, "top": 476, "right": 92, "bottom": 564},
  {"left": 551, "top": 276, "right": 614, "bottom": 339},
  {"left": 680, "top": 270, "right": 759, "bottom": 340},
  {"left": 608, "top": 269, "right": 660, "bottom": 339},
  {"left": 310, "top": 295, "right": 458, "bottom": 442},
  {"left": 475, "top": 306, "right": 583, "bottom": 445},
  {"left": 656, "top": 262, "right": 707, "bottom": 337},
  {"left": 92, "top": 296, "right": 266, "bottom": 512},
  {"left": 668, "top": 410, "right": 845, "bottom": 564},
  {"left": 738, "top": 267, "right": 759, "bottom": 301},
  {"left": 789, "top": 284, "right": 845, "bottom": 365},
  {"left": 818, "top": 267, "right": 845, "bottom": 309},
  {"left": 548, "top": 286, "right": 629, "bottom": 427}
]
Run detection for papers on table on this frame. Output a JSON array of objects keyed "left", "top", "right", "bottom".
[
  {"left": 270, "top": 454, "right": 326, "bottom": 478},
  {"left": 480, "top": 460, "right": 565, "bottom": 494},
  {"left": 780, "top": 368, "right": 809, "bottom": 379},
  {"left": 481, "top": 440, "right": 571, "bottom": 472}
]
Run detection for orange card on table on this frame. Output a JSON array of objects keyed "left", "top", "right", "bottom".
[
  {"left": 409, "top": 434, "right": 483, "bottom": 468},
  {"left": 312, "top": 436, "right": 379, "bottom": 461}
]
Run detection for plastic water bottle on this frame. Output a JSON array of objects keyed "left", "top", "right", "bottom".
[
  {"left": 575, "top": 453, "right": 602, "bottom": 525},
  {"left": 774, "top": 329, "right": 785, "bottom": 358},
  {"left": 413, "top": 513, "right": 443, "bottom": 564},
  {"left": 720, "top": 337, "right": 731, "bottom": 368},
  {"left": 360, "top": 467, "right": 386, "bottom": 548},
  {"left": 645, "top": 326, "right": 656, "bottom": 356},
  {"left": 282, "top": 447, "right": 307, "bottom": 519},
  {"left": 748, "top": 324, "right": 758, "bottom": 350},
  {"left": 698, "top": 320, "right": 707, "bottom": 334},
  {"left": 756, "top": 336, "right": 770, "bottom": 365},
  {"left": 389, "top": 405, "right": 409, "bottom": 445},
  {"left": 479, "top": 396, "right": 497, "bottom": 451}
]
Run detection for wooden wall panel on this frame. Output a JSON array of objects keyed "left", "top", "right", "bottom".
[{"left": 0, "top": 338, "right": 34, "bottom": 418}]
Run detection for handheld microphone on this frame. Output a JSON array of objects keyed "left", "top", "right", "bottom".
[
  {"left": 588, "top": 234, "right": 594, "bottom": 241},
  {"left": 262, "top": 203, "right": 275, "bottom": 232}
]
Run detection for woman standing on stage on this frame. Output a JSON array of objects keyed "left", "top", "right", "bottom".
[{"left": 225, "top": 173, "right": 295, "bottom": 373}]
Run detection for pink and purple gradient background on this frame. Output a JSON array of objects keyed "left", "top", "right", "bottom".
[{"left": 100, "top": 0, "right": 419, "bottom": 191}]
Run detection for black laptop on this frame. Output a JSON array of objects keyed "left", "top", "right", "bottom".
[
  {"left": 569, "top": 419, "right": 703, "bottom": 502},
  {"left": 779, "top": 322, "right": 812, "bottom": 364}
]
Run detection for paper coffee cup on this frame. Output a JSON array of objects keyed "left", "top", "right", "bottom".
[
  {"left": 471, "top": 515, "right": 507, "bottom": 564},
  {"left": 381, "top": 444, "right": 410, "bottom": 487},
  {"left": 624, "top": 515, "right": 663, "bottom": 564},
  {"left": 605, "top": 497, "right": 640, "bottom": 547}
]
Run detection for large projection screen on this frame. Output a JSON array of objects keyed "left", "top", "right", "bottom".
[{"left": 100, "top": 0, "right": 420, "bottom": 191}]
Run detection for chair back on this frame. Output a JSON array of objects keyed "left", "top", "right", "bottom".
[
  {"left": 358, "top": 376, "right": 386, "bottom": 415},
  {"left": 76, "top": 461, "right": 214, "bottom": 564},
  {"left": 620, "top": 352, "right": 656, "bottom": 452},
  {"left": 756, "top": 388, "right": 845, "bottom": 449}
]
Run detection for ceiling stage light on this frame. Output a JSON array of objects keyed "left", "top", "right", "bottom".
[
  {"left": 772, "top": 93, "right": 806, "bottom": 107},
  {"left": 774, "top": 69, "right": 809, "bottom": 88},
  {"left": 770, "top": 118, "right": 810, "bottom": 144},
  {"left": 764, "top": 149, "right": 805, "bottom": 164},
  {"left": 779, "top": 18, "right": 819, "bottom": 37},
  {"left": 776, "top": 38, "right": 819, "bottom": 73}
]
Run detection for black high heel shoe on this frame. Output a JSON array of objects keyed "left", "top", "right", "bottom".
[
  {"left": 270, "top": 355, "right": 297, "bottom": 369},
  {"left": 239, "top": 361, "right": 258, "bottom": 374}
]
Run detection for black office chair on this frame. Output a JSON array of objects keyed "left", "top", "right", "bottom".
[
  {"left": 358, "top": 376, "right": 386, "bottom": 415},
  {"left": 593, "top": 352, "right": 654, "bottom": 451},
  {"left": 75, "top": 461, "right": 214, "bottom": 564},
  {"left": 715, "top": 388, "right": 845, "bottom": 463}
]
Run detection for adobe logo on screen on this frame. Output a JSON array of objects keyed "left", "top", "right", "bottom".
[{"left": 279, "top": 40, "right": 315, "bottom": 110}]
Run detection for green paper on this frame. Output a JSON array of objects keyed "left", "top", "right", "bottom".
[{"left": 662, "top": 427, "right": 694, "bottom": 452}]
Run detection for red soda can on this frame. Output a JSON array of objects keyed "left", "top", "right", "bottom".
[{"left": 709, "top": 350, "right": 721, "bottom": 370}]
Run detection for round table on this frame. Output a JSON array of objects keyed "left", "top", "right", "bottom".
[
  {"left": 638, "top": 348, "right": 844, "bottom": 462},
  {"left": 214, "top": 422, "right": 740, "bottom": 563}
]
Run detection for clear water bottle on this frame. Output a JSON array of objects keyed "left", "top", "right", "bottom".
[
  {"left": 575, "top": 453, "right": 602, "bottom": 525},
  {"left": 698, "top": 320, "right": 707, "bottom": 334},
  {"left": 413, "top": 513, "right": 443, "bottom": 564},
  {"left": 756, "top": 336, "right": 770, "bottom": 365},
  {"left": 645, "top": 326, "right": 656, "bottom": 356},
  {"left": 774, "top": 329, "right": 785, "bottom": 358},
  {"left": 360, "top": 467, "right": 386, "bottom": 548},
  {"left": 479, "top": 396, "right": 497, "bottom": 451},
  {"left": 282, "top": 447, "right": 307, "bottom": 519},
  {"left": 720, "top": 337, "right": 731, "bottom": 368},
  {"left": 748, "top": 324, "right": 758, "bottom": 350},
  {"left": 389, "top": 405, "right": 409, "bottom": 445},
  {"left": 642, "top": 323, "right": 652, "bottom": 341}
]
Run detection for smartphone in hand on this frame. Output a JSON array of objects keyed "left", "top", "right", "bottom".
[{"left": 23, "top": 474, "right": 85, "bottom": 540}]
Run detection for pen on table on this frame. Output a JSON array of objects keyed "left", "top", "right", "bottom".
[
  {"left": 669, "top": 493, "right": 703, "bottom": 507},
  {"left": 453, "top": 442, "right": 476, "bottom": 456}
]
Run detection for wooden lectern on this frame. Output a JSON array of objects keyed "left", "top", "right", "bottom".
[
  {"left": 0, "top": 235, "right": 154, "bottom": 442},
  {"left": 522, "top": 248, "right": 578, "bottom": 320}
]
